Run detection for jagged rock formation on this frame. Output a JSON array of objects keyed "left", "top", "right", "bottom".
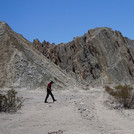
[
  {"left": 1, "top": 21, "right": 134, "bottom": 88},
  {"left": 33, "top": 27, "right": 134, "bottom": 84},
  {"left": 0, "top": 21, "right": 80, "bottom": 89}
]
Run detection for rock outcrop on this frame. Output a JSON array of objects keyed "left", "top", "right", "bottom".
[
  {"left": 1, "top": 21, "right": 134, "bottom": 88},
  {"left": 33, "top": 27, "right": 134, "bottom": 85},
  {"left": 0, "top": 21, "right": 80, "bottom": 89}
]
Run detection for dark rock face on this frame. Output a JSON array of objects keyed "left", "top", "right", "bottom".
[{"left": 33, "top": 27, "right": 134, "bottom": 84}]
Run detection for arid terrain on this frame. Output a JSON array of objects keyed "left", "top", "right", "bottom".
[
  {"left": 0, "top": 21, "right": 134, "bottom": 134},
  {"left": 0, "top": 87, "right": 134, "bottom": 134}
]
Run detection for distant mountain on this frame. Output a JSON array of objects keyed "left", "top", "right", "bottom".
[
  {"left": 33, "top": 27, "right": 134, "bottom": 85},
  {"left": 0, "top": 21, "right": 79, "bottom": 89}
]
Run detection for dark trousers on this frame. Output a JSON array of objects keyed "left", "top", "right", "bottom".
[{"left": 45, "top": 89, "right": 55, "bottom": 102}]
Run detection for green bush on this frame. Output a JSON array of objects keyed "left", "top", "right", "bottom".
[
  {"left": 0, "top": 89, "right": 24, "bottom": 112},
  {"left": 105, "top": 84, "right": 134, "bottom": 109}
]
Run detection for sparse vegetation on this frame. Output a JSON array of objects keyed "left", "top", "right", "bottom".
[
  {"left": 105, "top": 84, "right": 134, "bottom": 109},
  {"left": 0, "top": 89, "right": 24, "bottom": 112}
]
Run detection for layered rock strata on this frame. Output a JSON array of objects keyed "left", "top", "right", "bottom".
[
  {"left": 0, "top": 21, "right": 79, "bottom": 89},
  {"left": 33, "top": 27, "right": 134, "bottom": 84}
]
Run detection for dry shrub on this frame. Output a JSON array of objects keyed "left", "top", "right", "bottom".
[
  {"left": 105, "top": 86, "right": 112, "bottom": 94},
  {"left": 0, "top": 89, "right": 24, "bottom": 112},
  {"left": 105, "top": 84, "right": 134, "bottom": 109}
]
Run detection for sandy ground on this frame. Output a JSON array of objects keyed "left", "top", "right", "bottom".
[{"left": 0, "top": 87, "right": 134, "bottom": 134}]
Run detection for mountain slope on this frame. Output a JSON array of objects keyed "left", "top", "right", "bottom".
[
  {"left": 33, "top": 27, "right": 134, "bottom": 84},
  {"left": 0, "top": 21, "right": 80, "bottom": 89}
]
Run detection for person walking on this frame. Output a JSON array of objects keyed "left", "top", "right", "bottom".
[{"left": 44, "top": 81, "right": 56, "bottom": 103}]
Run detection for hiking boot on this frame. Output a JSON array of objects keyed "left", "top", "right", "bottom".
[{"left": 53, "top": 99, "right": 57, "bottom": 102}]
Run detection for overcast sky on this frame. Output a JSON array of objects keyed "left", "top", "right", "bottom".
[{"left": 1, "top": 0, "right": 134, "bottom": 44}]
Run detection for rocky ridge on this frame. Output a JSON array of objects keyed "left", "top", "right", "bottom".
[
  {"left": 1, "top": 21, "right": 134, "bottom": 89},
  {"left": 0, "top": 21, "right": 80, "bottom": 89},
  {"left": 33, "top": 27, "right": 134, "bottom": 85}
]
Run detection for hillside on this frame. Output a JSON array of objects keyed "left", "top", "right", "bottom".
[
  {"left": 0, "top": 21, "right": 80, "bottom": 89},
  {"left": 1, "top": 21, "right": 134, "bottom": 88},
  {"left": 34, "top": 27, "right": 134, "bottom": 85}
]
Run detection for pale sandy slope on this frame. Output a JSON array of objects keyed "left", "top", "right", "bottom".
[{"left": 0, "top": 87, "right": 134, "bottom": 134}]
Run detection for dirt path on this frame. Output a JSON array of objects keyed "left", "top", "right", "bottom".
[{"left": 0, "top": 88, "right": 134, "bottom": 134}]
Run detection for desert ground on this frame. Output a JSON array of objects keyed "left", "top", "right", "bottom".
[{"left": 0, "top": 87, "right": 134, "bottom": 134}]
